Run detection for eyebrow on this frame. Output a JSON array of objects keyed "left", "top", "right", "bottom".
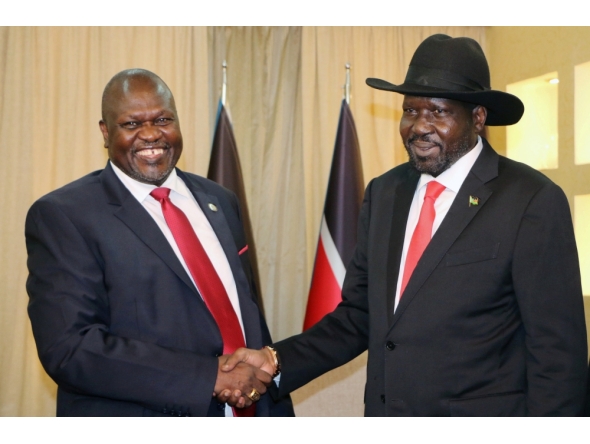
[{"left": 119, "top": 110, "right": 168, "bottom": 121}]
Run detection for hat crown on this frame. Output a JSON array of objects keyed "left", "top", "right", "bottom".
[
  {"left": 365, "top": 33, "right": 525, "bottom": 126},
  {"left": 407, "top": 34, "right": 491, "bottom": 92}
]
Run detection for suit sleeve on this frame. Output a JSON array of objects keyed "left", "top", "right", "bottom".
[
  {"left": 273, "top": 180, "right": 373, "bottom": 396},
  {"left": 218, "top": 187, "right": 295, "bottom": 416},
  {"left": 26, "top": 199, "right": 218, "bottom": 416},
  {"left": 512, "top": 182, "right": 588, "bottom": 415}
]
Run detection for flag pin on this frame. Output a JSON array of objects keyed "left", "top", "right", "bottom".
[
  {"left": 208, "top": 203, "right": 218, "bottom": 212},
  {"left": 469, "top": 196, "right": 479, "bottom": 207}
]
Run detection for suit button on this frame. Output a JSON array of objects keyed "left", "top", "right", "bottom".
[
  {"left": 217, "top": 403, "right": 225, "bottom": 411},
  {"left": 385, "top": 341, "right": 395, "bottom": 351},
  {"left": 380, "top": 394, "right": 385, "bottom": 404}
]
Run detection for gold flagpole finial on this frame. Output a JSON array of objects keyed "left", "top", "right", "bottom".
[
  {"left": 344, "top": 63, "right": 351, "bottom": 104},
  {"left": 222, "top": 60, "right": 227, "bottom": 106}
]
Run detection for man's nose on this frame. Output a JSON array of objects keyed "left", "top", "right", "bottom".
[
  {"left": 412, "top": 112, "right": 433, "bottom": 135},
  {"left": 138, "top": 123, "right": 161, "bottom": 141}
]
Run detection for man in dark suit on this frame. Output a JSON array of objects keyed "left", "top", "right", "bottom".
[
  {"left": 26, "top": 69, "right": 293, "bottom": 416},
  {"left": 223, "top": 34, "right": 588, "bottom": 416}
]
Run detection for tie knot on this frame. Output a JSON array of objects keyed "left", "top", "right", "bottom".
[
  {"left": 425, "top": 181, "right": 445, "bottom": 200},
  {"left": 150, "top": 187, "right": 171, "bottom": 202}
]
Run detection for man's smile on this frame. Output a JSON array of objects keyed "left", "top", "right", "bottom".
[
  {"left": 135, "top": 146, "right": 168, "bottom": 161},
  {"left": 407, "top": 136, "right": 442, "bottom": 156}
]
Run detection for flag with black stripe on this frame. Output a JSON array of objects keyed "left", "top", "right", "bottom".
[
  {"left": 303, "top": 99, "right": 364, "bottom": 330},
  {"left": 207, "top": 100, "right": 264, "bottom": 313}
]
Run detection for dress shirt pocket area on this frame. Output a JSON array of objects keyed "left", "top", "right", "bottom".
[
  {"left": 445, "top": 242, "right": 500, "bottom": 267},
  {"left": 449, "top": 390, "right": 525, "bottom": 416}
]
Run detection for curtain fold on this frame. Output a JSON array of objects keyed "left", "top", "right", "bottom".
[{"left": 208, "top": 27, "right": 307, "bottom": 341}]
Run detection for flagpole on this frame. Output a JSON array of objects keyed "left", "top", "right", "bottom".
[
  {"left": 303, "top": 62, "right": 364, "bottom": 330},
  {"left": 209, "top": 59, "right": 266, "bottom": 315},
  {"left": 221, "top": 60, "right": 227, "bottom": 106},
  {"left": 344, "top": 63, "right": 351, "bottom": 104}
]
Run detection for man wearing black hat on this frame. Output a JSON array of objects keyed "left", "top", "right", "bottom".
[{"left": 223, "top": 34, "right": 588, "bottom": 416}]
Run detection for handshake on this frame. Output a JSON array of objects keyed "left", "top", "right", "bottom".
[{"left": 214, "top": 346, "right": 279, "bottom": 408}]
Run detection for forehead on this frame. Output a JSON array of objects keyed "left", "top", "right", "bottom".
[
  {"left": 106, "top": 78, "right": 174, "bottom": 117},
  {"left": 402, "top": 95, "right": 468, "bottom": 110}
]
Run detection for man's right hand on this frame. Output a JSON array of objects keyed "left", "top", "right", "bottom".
[
  {"left": 220, "top": 347, "right": 277, "bottom": 376},
  {"left": 213, "top": 356, "right": 272, "bottom": 408}
]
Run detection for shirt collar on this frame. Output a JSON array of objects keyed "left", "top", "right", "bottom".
[
  {"left": 110, "top": 161, "right": 190, "bottom": 202},
  {"left": 417, "top": 136, "right": 483, "bottom": 193}
]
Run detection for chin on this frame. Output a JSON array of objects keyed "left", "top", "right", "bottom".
[
  {"left": 408, "top": 152, "right": 447, "bottom": 176},
  {"left": 131, "top": 167, "right": 174, "bottom": 186}
]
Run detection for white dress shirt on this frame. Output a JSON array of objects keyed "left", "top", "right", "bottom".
[
  {"left": 111, "top": 162, "right": 245, "bottom": 416},
  {"left": 394, "top": 137, "right": 484, "bottom": 312}
]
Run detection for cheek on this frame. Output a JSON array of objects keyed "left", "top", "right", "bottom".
[
  {"left": 109, "top": 136, "right": 135, "bottom": 158},
  {"left": 115, "top": 133, "right": 135, "bottom": 147},
  {"left": 399, "top": 119, "right": 411, "bottom": 138},
  {"left": 435, "top": 123, "right": 455, "bottom": 140},
  {"left": 165, "top": 129, "right": 182, "bottom": 144}
]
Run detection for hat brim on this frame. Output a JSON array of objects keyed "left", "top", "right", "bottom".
[{"left": 366, "top": 77, "right": 524, "bottom": 126}]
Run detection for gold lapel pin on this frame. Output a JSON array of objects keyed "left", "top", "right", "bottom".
[
  {"left": 469, "top": 196, "right": 479, "bottom": 207},
  {"left": 208, "top": 203, "right": 218, "bottom": 212}
]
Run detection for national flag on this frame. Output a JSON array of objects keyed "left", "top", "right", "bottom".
[
  {"left": 303, "top": 99, "right": 364, "bottom": 330},
  {"left": 207, "top": 100, "right": 264, "bottom": 312}
]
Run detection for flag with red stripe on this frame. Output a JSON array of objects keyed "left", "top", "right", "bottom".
[
  {"left": 207, "top": 100, "right": 264, "bottom": 313},
  {"left": 303, "top": 99, "right": 364, "bottom": 331}
]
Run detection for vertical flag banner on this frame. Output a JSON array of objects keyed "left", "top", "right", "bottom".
[
  {"left": 303, "top": 99, "right": 364, "bottom": 330},
  {"left": 207, "top": 100, "right": 264, "bottom": 312}
]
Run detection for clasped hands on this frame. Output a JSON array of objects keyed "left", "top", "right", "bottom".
[{"left": 214, "top": 347, "right": 277, "bottom": 408}]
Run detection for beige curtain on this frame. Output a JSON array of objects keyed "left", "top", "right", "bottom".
[
  {"left": 0, "top": 26, "right": 485, "bottom": 416},
  {"left": 208, "top": 27, "right": 307, "bottom": 340}
]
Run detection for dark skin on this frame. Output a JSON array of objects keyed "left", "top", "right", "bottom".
[
  {"left": 99, "top": 75, "right": 182, "bottom": 186},
  {"left": 400, "top": 96, "right": 487, "bottom": 177},
  {"left": 214, "top": 357, "right": 272, "bottom": 408},
  {"left": 99, "top": 71, "right": 271, "bottom": 408}
]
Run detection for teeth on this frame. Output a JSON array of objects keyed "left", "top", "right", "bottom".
[{"left": 137, "top": 148, "right": 164, "bottom": 157}]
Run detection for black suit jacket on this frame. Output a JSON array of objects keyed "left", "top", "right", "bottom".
[
  {"left": 26, "top": 163, "right": 293, "bottom": 417},
  {"left": 274, "top": 140, "right": 587, "bottom": 416}
]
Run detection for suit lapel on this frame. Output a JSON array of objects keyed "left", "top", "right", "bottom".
[
  {"left": 179, "top": 171, "right": 263, "bottom": 349},
  {"left": 386, "top": 168, "right": 420, "bottom": 325},
  {"left": 100, "top": 164, "right": 198, "bottom": 294},
  {"left": 102, "top": 164, "right": 263, "bottom": 348},
  {"left": 390, "top": 141, "right": 499, "bottom": 328}
]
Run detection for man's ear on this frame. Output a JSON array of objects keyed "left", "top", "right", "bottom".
[
  {"left": 99, "top": 120, "right": 109, "bottom": 148},
  {"left": 473, "top": 106, "right": 487, "bottom": 133}
]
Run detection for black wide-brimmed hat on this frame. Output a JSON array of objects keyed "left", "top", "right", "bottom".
[{"left": 366, "top": 34, "right": 524, "bottom": 126}]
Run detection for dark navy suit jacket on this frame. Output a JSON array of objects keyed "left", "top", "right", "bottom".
[{"left": 26, "top": 163, "right": 293, "bottom": 416}]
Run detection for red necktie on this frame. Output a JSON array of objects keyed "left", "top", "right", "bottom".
[
  {"left": 150, "top": 187, "right": 254, "bottom": 416},
  {"left": 400, "top": 181, "right": 446, "bottom": 297}
]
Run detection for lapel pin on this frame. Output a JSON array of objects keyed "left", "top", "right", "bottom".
[
  {"left": 208, "top": 203, "right": 218, "bottom": 212},
  {"left": 469, "top": 196, "right": 479, "bottom": 207}
]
